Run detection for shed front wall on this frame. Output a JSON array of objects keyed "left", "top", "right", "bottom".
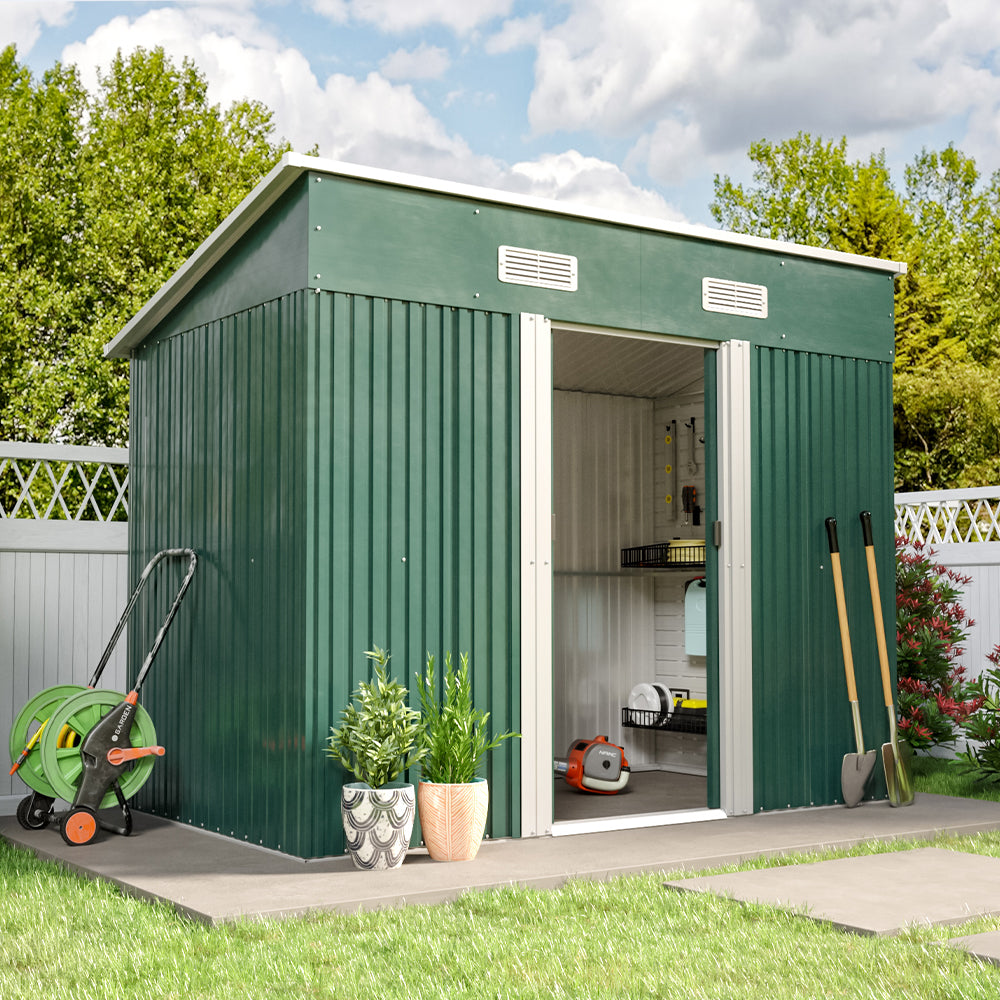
[
  {"left": 129, "top": 289, "right": 519, "bottom": 859},
  {"left": 303, "top": 293, "right": 520, "bottom": 856},
  {"left": 751, "top": 346, "right": 895, "bottom": 811}
]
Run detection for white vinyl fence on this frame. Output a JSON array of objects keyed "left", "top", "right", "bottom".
[
  {"left": 895, "top": 487, "right": 1000, "bottom": 684},
  {"left": 1, "top": 442, "right": 129, "bottom": 815}
]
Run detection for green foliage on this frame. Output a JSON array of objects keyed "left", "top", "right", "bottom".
[
  {"left": 0, "top": 43, "right": 290, "bottom": 447},
  {"left": 325, "top": 646, "right": 424, "bottom": 788},
  {"left": 713, "top": 131, "right": 1000, "bottom": 491},
  {"left": 959, "top": 645, "right": 1000, "bottom": 783},
  {"left": 895, "top": 537, "right": 983, "bottom": 750},
  {"left": 416, "top": 651, "right": 519, "bottom": 784}
]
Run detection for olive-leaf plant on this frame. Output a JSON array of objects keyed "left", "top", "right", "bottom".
[
  {"left": 325, "top": 646, "right": 424, "bottom": 788},
  {"left": 416, "top": 651, "right": 519, "bottom": 784}
]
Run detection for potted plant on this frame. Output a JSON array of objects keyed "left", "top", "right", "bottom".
[
  {"left": 325, "top": 646, "right": 424, "bottom": 870},
  {"left": 415, "top": 651, "right": 519, "bottom": 861}
]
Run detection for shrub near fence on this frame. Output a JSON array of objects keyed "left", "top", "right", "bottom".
[{"left": 895, "top": 488, "right": 1000, "bottom": 756}]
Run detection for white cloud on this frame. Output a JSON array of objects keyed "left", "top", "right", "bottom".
[
  {"left": 0, "top": 1, "right": 73, "bottom": 55},
  {"left": 52, "top": 4, "right": 689, "bottom": 223},
  {"left": 59, "top": 6, "right": 500, "bottom": 183},
  {"left": 379, "top": 43, "right": 450, "bottom": 81},
  {"left": 484, "top": 14, "right": 544, "bottom": 54},
  {"left": 523, "top": 0, "right": 1000, "bottom": 183},
  {"left": 311, "top": 0, "right": 514, "bottom": 35},
  {"left": 500, "top": 150, "right": 687, "bottom": 222}
]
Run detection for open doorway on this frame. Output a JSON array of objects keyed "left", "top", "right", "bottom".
[{"left": 550, "top": 325, "right": 714, "bottom": 831}]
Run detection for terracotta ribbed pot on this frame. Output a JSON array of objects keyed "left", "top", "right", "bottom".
[{"left": 418, "top": 778, "right": 489, "bottom": 861}]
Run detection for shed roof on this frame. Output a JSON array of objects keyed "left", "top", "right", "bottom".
[{"left": 105, "top": 152, "right": 906, "bottom": 359}]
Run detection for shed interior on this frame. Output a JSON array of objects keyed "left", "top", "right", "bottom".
[{"left": 550, "top": 327, "right": 711, "bottom": 825}]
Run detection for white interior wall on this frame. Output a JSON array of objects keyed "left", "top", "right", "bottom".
[{"left": 552, "top": 391, "right": 656, "bottom": 762}]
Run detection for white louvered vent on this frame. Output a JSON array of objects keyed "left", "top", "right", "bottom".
[
  {"left": 702, "top": 277, "right": 768, "bottom": 319},
  {"left": 499, "top": 245, "right": 578, "bottom": 291}
]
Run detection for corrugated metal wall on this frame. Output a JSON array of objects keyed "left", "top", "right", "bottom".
[
  {"left": 130, "top": 293, "right": 309, "bottom": 853},
  {"left": 751, "top": 346, "right": 895, "bottom": 811},
  {"left": 129, "top": 291, "right": 519, "bottom": 858},
  {"left": 303, "top": 294, "right": 520, "bottom": 854}
]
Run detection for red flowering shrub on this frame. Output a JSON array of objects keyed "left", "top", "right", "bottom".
[{"left": 895, "top": 536, "right": 984, "bottom": 750}]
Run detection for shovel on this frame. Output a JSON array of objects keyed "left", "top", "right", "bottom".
[
  {"left": 825, "top": 517, "right": 877, "bottom": 807},
  {"left": 860, "top": 510, "right": 914, "bottom": 807}
]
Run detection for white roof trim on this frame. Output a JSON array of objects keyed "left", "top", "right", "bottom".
[{"left": 105, "top": 152, "right": 907, "bottom": 358}]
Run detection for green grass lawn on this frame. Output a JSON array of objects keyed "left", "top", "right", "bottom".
[
  {"left": 911, "top": 753, "right": 1000, "bottom": 802},
  {"left": 2, "top": 761, "right": 999, "bottom": 1000}
]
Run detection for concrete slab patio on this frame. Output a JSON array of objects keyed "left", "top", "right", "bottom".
[
  {"left": 665, "top": 847, "right": 1000, "bottom": 935},
  {"left": 4, "top": 793, "right": 1000, "bottom": 928}
]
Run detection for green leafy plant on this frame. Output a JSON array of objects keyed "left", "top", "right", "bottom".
[
  {"left": 325, "top": 646, "right": 424, "bottom": 788},
  {"left": 416, "top": 651, "right": 519, "bottom": 784},
  {"left": 959, "top": 644, "right": 1000, "bottom": 783},
  {"left": 895, "top": 536, "right": 982, "bottom": 749}
]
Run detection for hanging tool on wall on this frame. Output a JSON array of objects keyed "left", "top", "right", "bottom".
[
  {"left": 665, "top": 420, "right": 678, "bottom": 518},
  {"left": 685, "top": 416, "right": 698, "bottom": 475}
]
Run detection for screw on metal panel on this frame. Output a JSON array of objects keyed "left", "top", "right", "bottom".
[
  {"left": 315, "top": 225, "right": 322, "bottom": 231},
  {"left": 401, "top": 556, "right": 406, "bottom": 562},
  {"left": 315, "top": 274, "right": 321, "bottom": 280},
  {"left": 474, "top": 292, "right": 480, "bottom": 298},
  {"left": 474, "top": 208, "right": 480, "bottom": 214}
]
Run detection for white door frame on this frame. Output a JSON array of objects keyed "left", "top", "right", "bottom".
[{"left": 519, "top": 317, "right": 754, "bottom": 837}]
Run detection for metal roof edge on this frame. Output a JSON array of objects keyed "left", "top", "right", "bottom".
[{"left": 105, "top": 152, "right": 907, "bottom": 358}]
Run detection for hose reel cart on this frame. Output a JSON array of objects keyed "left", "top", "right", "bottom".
[{"left": 8, "top": 549, "right": 197, "bottom": 846}]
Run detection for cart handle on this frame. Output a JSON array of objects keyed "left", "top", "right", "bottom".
[{"left": 89, "top": 549, "right": 198, "bottom": 690}]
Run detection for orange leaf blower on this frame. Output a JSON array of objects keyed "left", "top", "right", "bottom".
[{"left": 556, "top": 735, "right": 630, "bottom": 794}]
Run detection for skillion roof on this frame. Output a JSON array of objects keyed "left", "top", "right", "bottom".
[{"left": 105, "top": 152, "right": 906, "bottom": 359}]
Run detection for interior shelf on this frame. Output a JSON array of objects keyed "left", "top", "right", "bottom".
[
  {"left": 620, "top": 541, "right": 706, "bottom": 570},
  {"left": 621, "top": 706, "right": 707, "bottom": 735}
]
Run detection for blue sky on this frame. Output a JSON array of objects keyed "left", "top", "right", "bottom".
[{"left": 4, "top": 0, "right": 1000, "bottom": 227}]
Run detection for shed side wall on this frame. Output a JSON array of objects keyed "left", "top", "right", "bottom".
[
  {"left": 129, "top": 292, "right": 310, "bottom": 855},
  {"left": 751, "top": 346, "right": 895, "bottom": 811}
]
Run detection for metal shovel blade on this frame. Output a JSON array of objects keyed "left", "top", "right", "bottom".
[
  {"left": 882, "top": 736, "right": 915, "bottom": 807},
  {"left": 841, "top": 749, "right": 876, "bottom": 807}
]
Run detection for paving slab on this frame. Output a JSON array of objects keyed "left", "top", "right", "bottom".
[
  {"left": 946, "top": 931, "right": 1000, "bottom": 966},
  {"left": 4, "top": 793, "right": 1000, "bottom": 925},
  {"left": 665, "top": 847, "right": 1000, "bottom": 935}
]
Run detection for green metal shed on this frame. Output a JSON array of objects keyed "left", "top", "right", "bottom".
[{"left": 107, "top": 153, "right": 904, "bottom": 858}]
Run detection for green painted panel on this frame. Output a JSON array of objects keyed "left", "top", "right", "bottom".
[
  {"left": 639, "top": 236, "right": 897, "bottom": 362},
  {"left": 304, "top": 295, "right": 521, "bottom": 856},
  {"left": 751, "top": 347, "right": 894, "bottom": 812},
  {"left": 130, "top": 293, "right": 310, "bottom": 854},
  {"left": 142, "top": 178, "right": 310, "bottom": 345},
  {"left": 703, "top": 351, "right": 721, "bottom": 811},
  {"left": 304, "top": 173, "right": 896, "bottom": 362}
]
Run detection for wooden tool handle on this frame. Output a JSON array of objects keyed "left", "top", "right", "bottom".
[
  {"left": 826, "top": 518, "right": 859, "bottom": 702},
  {"left": 860, "top": 511, "right": 894, "bottom": 708}
]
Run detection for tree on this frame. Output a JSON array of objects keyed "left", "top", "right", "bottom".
[
  {"left": 712, "top": 132, "right": 1000, "bottom": 491},
  {"left": 0, "top": 45, "right": 292, "bottom": 446}
]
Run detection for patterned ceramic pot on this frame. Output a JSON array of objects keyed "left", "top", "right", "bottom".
[
  {"left": 418, "top": 778, "right": 489, "bottom": 862},
  {"left": 341, "top": 781, "right": 415, "bottom": 870}
]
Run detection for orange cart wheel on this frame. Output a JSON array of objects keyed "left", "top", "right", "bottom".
[{"left": 61, "top": 807, "right": 98, "bottom": 847}]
